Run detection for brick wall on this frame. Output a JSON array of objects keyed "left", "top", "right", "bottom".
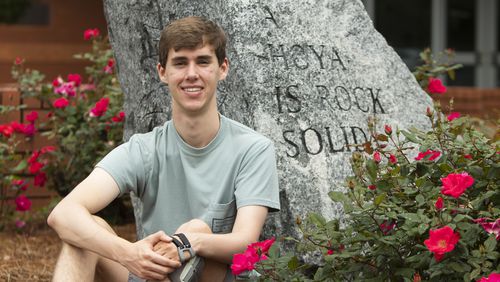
[{"left": 439, "top": 87, "right": 500, "bottom": 120}]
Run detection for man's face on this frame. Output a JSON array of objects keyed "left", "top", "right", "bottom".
[{"left": 157, "top": 45, "right": 228, "bottom": 115}]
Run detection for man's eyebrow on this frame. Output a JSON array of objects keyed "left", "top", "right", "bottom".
[{"left": 196, "top": 55, "right": 213, "bottom": 61}]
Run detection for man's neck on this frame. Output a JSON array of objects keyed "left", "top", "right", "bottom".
[{"left": 172, "top": 109, "right": 220, "bottom": 148}]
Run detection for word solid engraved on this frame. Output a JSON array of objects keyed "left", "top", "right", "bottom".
[{"left": 282, "top": 126, "right": 368, "bottom": 158}]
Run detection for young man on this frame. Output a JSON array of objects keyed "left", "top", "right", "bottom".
[{"left": 47, "top": 16, "right": 280, "bottom": 281}]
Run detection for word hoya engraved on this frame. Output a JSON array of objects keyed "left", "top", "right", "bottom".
[
  {"left": 282, "top": 126, "right": 368, "bottom": 158},
  {"left": 261, "top": 44, "right": 347, "bottom": 71}
]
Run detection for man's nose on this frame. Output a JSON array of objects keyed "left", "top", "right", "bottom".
[{"left": 185, "top": 63, "right": 199, "bottom": 80}]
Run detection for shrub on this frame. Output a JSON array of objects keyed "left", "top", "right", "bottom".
[
  {"left": 231, "top": 50, "right": 499, "bottom": 281},
  {"left": 0, "top": 28, "right": 126, "bottom": 230}
]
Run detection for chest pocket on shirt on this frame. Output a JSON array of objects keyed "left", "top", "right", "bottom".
[{"left": 203, "top": 199, "right": 236, "bottom": 234}]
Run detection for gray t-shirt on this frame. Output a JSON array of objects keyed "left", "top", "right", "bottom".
[{"left": 96, "top": 115, "right": 280, "bottom": 236}]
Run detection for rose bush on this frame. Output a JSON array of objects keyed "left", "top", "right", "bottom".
[
  {"left": 0, "top": 28, "right": 127, "bottom": 229},
  {"left": 232, "top": 50, "right": 499, "bottom": 281}
]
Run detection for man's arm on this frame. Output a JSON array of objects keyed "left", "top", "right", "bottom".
[
  {"left": 183, "top": 205, "right": 269, "bottom": 264},
  {"left": 47, "top": 168, "right": 180, "bottom": 279}
]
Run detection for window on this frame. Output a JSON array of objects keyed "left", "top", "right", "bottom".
[{"left": 0, "top": 0, "right": 49, "bottom": 25}]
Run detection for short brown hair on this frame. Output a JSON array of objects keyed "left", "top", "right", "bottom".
[{"left": 158, "top": 16, "right": 227, "bottom": 68}]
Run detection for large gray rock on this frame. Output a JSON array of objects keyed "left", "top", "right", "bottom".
[{"left": 103, "top": 0, "right": 432, "bottom": 240}]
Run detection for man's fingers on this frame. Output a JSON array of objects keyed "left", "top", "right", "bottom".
[{"left": 151, "top": 251, "right": 181, "bottom": 268}]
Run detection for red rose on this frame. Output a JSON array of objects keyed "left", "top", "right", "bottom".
[
  {"left": 380, "top": 220, "right": 396, "bottom": 235},
  {"left": 29, "top": 161, "right": 44, "bottom": 174},
  {"left": 435, "top": 197, "right": 444, "bottom": 211},
  {"left": 368, "top": 185, "right": 376, "bottom": 190},
  {"left": 83, "top": 28, "right": 100, "bottom": 40},
  {"left": 389, "top": 154, "right": 397, "bottom": 164},
  {"left": 424, "top": 226, "right": 460, "bottom": 262},
  {"left": 384, "top": 124, "right": 392, "bottom": 135},
  {"left": 447, "top": 112, "right": 461, "bottom": 122},
  {"left": 15, "top": 195, "right": 32, "bottom": 211},
  {"left": 67, "top": 73, "right": 82, "bottom": 87},
  {"left": 478, "top": 273, "right": 500, "bottom": 282},
  {"left": 415, "top": 149, "right": 441, "bottom": 161},
  {"left": 34, "top": 172, "right": 47, "bottom": 187},
  {"left": 427, "top": 77, "right": 447, "bottom": 94},
  {"left": 111, "top": 111, "right": 125, "bottom": 122},
  {"left": 441, "top": 172, "right": 474, "bottom": 198},
  {"left": 326, "top": 249, "right": 334, "bottom": 255},
  {"left": 14, "top": 57, "right": 24, "bottom": 65},
  {"left": 90, "top": 97, "right": 110, "bottom": 117},
  {"left": 26, "top": 111, "right": 39, "bottom": 123},
  {"left": 373, "top": 151, "right": 381, "bottom": 163},
  {"left": 0, "top": 124, "right": 14, "bottom": 138},
  {"left": 53, "top": 97, "right": 70, "bottom": 108}
]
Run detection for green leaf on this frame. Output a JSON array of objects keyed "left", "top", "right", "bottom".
[
  {"left": 374, "top": 193, "right": 386, "bottom": 206},
  {"left": 366, "top": 159, "right": 378, "bottom": 180},
  {"left": 12, "top": 160, "right": 27, "bottom": 172},
  {"left": 400, "top": 213, "right": 420, "bottom": 222},
  {"left": 287, "top": 256, "right": 299, "bottom": 270},
  {"left": 329, "top": 191, "right": 346, "bottom": 203},
  {"left": 484, "top": 235, "right": 497, "bottom": 252},
  {"left": 401, "top": 130, "right": 420, "bottom": 143},
  {"left": 415, "top": 194, "right": 425, "bottom": 206},
  {"left": 308, "top": 213, "right": 326, "bottom": 227}
]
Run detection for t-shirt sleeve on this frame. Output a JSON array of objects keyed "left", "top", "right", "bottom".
[
  {"left": 95, "top": 135, "right": 150, "bottom": 198},
  {"left": 234, "top": 138, "right": 280, "bottom": 212}
]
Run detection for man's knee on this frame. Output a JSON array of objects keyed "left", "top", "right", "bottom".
[{"left": 176, "top": 219, "right": 212, "bottom": 234}]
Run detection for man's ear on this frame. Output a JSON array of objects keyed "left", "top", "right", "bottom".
[
  {"left": 218, "top": 58, "right": 229, "bottom": 81},
  {"left": 157, "top": 63, "right": 168, "bottom": 83}
]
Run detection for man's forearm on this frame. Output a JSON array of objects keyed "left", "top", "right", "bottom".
[{"left": 47, "top": 201, "right": 130, "bottom": 262}]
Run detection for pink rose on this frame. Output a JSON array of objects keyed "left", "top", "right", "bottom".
[
  {"left": 427, "top": 77, "right": 447, "bottom": 94},
  {"left": 447, "top": 112, "right": 461, "bottom": 122},
  {"left": 15, "top": 219, "right": 26, "bottom": 228},
  {"left": 373, "top": 151, "right": 381, "bottom": 163},
  {"left": 54, "top": 82, "right": 76, "bottom": 97},
  {"left": 15, "top": 195, "right": 32, "bottom": 212},
  {"left": 53, "top": 97, "right": 69, "bottom": 108},
  {"left": 440, "top": 172, "right": 474, "bottom": 198},
  {"left": 473, "top": 218, "right": 500, "bottom": 240},
  {"left": 83, "top": 28, "right": 100, "bottom": 40},
  {"left": 14, "top": 57, "right": 24, "bottom": 65},
  {"left": 22, "top": 123, "right": 36, "bottom": 137},
  {"left": 90, "top": 97, "right": 110, "bottom": 117}
]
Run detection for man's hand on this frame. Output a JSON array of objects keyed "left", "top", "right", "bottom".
[
  {"left": 120, "top": 231, "right": 181, "bottom": 280},
  {"left": 153, "top": 235, "right": 193, "bottom": 262}
]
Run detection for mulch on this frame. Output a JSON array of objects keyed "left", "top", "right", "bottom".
[{"left": 0, "top": 222, "right": 136, "bottom": 281}]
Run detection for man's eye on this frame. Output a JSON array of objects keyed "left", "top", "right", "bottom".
[{"left": 198, "top": 60, "right": 209, "bottom": 65}]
